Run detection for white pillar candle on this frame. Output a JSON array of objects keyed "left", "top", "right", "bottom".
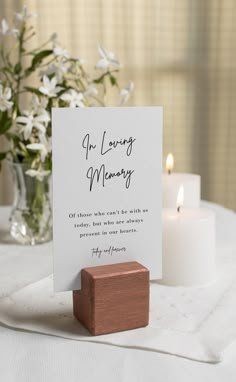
[
  {"left": 161, "top": 186, "right": 216, "bottom": 286},
  {"left": 163, "top": 153, "right": 200, "bottom": 208},
  {"left": 163, "top": 173, "right": 201, "bottom": 208}
]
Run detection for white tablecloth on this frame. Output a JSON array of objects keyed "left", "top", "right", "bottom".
[{"left": 1, "top": 202, "right": 236, "bottom": 382}]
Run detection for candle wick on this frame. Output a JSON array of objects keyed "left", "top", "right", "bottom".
[
  {"left": 177, "top": 206, "right": 181, "bottom": 213},
  {"left": 168, "top": 169, "right": 171, "bottom": 175}
]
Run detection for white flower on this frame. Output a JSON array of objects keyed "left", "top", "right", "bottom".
[
  {"left": 15, "top": 5, "right": 37, "bottom": 21},
  {"left": 37, "top": 134, "right": 51, "bottom": 159},
  {"left": 16, "top": 111, "right": 50, "bottom": 140},
  {"left": 40, "top": 62, "right": 67, "bottom": 83},
  {"left": 39, "top": 76, "right": 62, "bottom": 98},
  {"left": 38, "top": 134, "right": 52, "bottom": 163},
  {"left": 39, "top": 133, "right": 51, "bottom": 151},
  {"left": 120, "top": 81, "right": 134, "bottom": 105},
  {"left": 0, "top": 85, "right": 13, "bottom": 111},
  {"left": 0, "top": 19, "right": 9, "bottom": 35},
  {"left": 95, "top": 46, "right": 120, "bottom": 70},
  {"left": 0, "top": 19, "right": 19, "bottom": 36},
  {"left": 60, "top": 89, "right": 84, "bottom": 108},
  {"left": 26, "top": 169, "right": 50, "bottom": 181},
  {"left": 26, "top": 143, "right": 48, "bottom": 162},
  {"left": 53, "top": 46, "right": 68, "bottom": 59}
]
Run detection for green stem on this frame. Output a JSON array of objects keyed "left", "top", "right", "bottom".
[
  {"left": 24, "top": 36, "right": 52, "bottom": 56},
  {"left": 0, "top": 69, "right": 12, "bottom": 85},
  {"left": 78, "top": 78, "right": 86, "bottom": 91},
  {"left": 103, "top": 76, "right": 107, "bottom": 105},
  {"left": 15, "top": 23, "right": 25, "bottom": 103}
]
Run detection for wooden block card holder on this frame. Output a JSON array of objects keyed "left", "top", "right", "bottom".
[{"left": 73, "top": 261, "right": 150, "bottom": 336}]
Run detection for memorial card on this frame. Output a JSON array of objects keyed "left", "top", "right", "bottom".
[{"left": 52, "top": 107, "right": 162, "bottom": 292}]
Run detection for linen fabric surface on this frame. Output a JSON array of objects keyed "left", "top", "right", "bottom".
[{"left": 0, "top": 202, "right": 236, "bottom": 364}]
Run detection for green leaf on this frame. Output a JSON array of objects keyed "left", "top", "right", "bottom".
[
  {"left": 93, "top": 73, "right": 107, "bottom": 84},
  {"left": 31, "top": 49, "right": 53, "bottom": 68},
  {"left": 93, "top": 70, "right": 119, "bottom": 85},
  {"left": 0, "top": 151, "right": 8, "bottom": 161},
  {"left": 24, "top": 66, "right": 35, "bottom": 76},
  {"left": 25, "top": 50, "right": 53, "bottom": 76},
  {"left": 44, "top": 155, "right": 52, "bottom": 172},
  {"left": 0, "top": 120, "right": 12, "bottom": 135},
  {"left": 109, "top": 74, "right": 118, "bottom": 86},
  {"left": 14, "top": 62, "right": 22, "bottom": 75},
  {"left": 0, "top": 111, "right": 12, "bottom": 135}
]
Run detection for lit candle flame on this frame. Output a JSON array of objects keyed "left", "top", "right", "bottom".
[
  {"left": 177, "top": 184, "right": 184, "bottom": 213},
  {"left": 166, "top": 153, "right": 174, "bottom": 174}
]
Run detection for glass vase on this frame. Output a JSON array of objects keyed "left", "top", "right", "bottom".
[{"left": 9, "top": 162, "right": 52, "bottom": 245}]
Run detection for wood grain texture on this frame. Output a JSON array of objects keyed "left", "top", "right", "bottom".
[{"left": 73, "top": 261, "right": 149, "bottom": 336}]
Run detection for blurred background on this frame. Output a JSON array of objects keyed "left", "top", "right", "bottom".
[{"left": 0, "top": 0, "right": 236, "bottom": 211}]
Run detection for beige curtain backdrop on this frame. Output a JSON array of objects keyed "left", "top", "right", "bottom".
[{"left": 0, "top": 0, "right": 236, "bottom": 210}]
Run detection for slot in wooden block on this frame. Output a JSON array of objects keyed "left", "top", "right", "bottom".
[{"left": 73, "top": 261, "right": 149, "bottom": 336}]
